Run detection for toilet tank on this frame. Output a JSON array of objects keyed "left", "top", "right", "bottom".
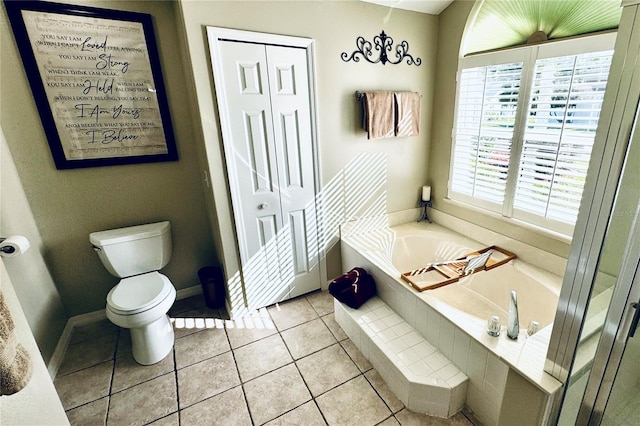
[{"left": 90, "top": 221, "right": 172, "bottom": 278}]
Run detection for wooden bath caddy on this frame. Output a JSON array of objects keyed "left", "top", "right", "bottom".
[{"left": 401, "top": 246, "right": 517, "bottom": 292}]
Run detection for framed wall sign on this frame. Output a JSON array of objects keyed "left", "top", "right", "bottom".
[{"left": 4, "top": 0, "right": 178, "bottom": 169}]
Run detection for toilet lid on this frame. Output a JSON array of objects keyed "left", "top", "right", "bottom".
[{"left": 107, "top": 272, "right": 173, "bottom": 315}]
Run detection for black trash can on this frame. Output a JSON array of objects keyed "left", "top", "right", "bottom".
[{"left": 198, "top": 265, "right": 226, "bottom": 309}]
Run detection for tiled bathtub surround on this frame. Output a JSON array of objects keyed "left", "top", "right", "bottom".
[
  {"left": 340, "top": 215, "right": 564, "bottom": 425},
  {"left": 53, "top": 291, "right": 476, "bottom": 425},
  {"left": 334, "top": 297, "right": 467, "bottom": 417}
]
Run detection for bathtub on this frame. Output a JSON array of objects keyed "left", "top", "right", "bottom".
[
  {"left": 340, "top": 219, "right": 564, "bottom": 425},
  {"left": 392, "top": 226, "right": 560, "bottom": 329}
]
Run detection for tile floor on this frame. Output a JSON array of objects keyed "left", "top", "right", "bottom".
[{"left": 54, "top": 291, "right": 476, "bottom": 425}]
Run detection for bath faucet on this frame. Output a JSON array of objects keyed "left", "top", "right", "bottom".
[{"left": 507, "top": 290, "right": 519, "bottom": 340}]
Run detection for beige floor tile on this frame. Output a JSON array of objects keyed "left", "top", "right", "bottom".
[
  {"left": 57, "top": 332, "right": 117, "bottom": 376},
  {"left": 61, "top": 295, "right": 475, "bottom": 426},
  {"left": 177, "top": 351, "right": 240, "bottom": 408},
  {"left": 316, "top": 376, "right": 391, "bottom": 426},
  {"left": 108, "top": 373, "right": 177, "bottom": 426},
  {"left": 322, "top": 313, "right": 348, "bottom": 341},
  {"left": 172, "top": 308, "right": 223, "bottom": 339},
  {"left": 341, "top": 339, "right": 373, "bottom": 372},
  {"left": 234, "top": 334, "right": 293, "bottom": 382},
  {"left": 379, "top": 416, "right": 401, "bottom": 426},
  {"left": 116, "top": 329, "right": 132, "bottom": 358},
  {"left": 306, "top": 291, "right": 334, "bottom": 316},
  {"left": 180, "top": 386, "right": 251, "bottom": 426},
  {"left": 148, "top": 412, "right": 179, "bottom": 425},
  {"left": 394, "top": 409, "right": 474, "bottom": 425},
  {"left": 54, "top": 361, "right": 113, "bottom": 410},
  {"left": 174, "top": 327, "right": 230, "bottom": 369},
  {"left": 225, "top": 310, "right": 278, "bottom": 349},
  {"left": 243, "top": 363, "right": 312, "bottom": 425},
  {"left": 65, "top": 397, "right": 108, "bottom": 426},
  {"left": 268, "top": 297, "right": 319, "bottom": 331},
  {"left": 169, "top": 295, "right": 207, "bottom": 316},
  {"left": 264, "top": 401, "right": 326, "bottom": 425},
  {"left": 296, "top": 344, "right": 360, "bottom": 397},
  {"left": 111, "top": 351, "right": 175, "bottom": 393},
  {"left": 281, "top": 318, "right": 337, "bottom": 359},
  {"left": 365, "top": 369, "right": 404, "bottom": 413},
  {"left": 70, "top": 319, "right": 118, "bottom": 344}
]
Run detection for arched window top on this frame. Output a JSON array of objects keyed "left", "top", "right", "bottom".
[{"left": 462, "top": 0, "right": 622, "bottom": 56}]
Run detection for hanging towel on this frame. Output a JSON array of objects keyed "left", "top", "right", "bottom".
[
  {"left": 363, "top": 91, "right": 395, "bottom": 140},
  {"left": 394, "top": 91, "right": 421, "bottom": 137},
  {"left": 0, "top": 292, "right": 32, "bottom": 395}
]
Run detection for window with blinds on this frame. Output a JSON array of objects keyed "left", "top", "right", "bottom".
[
  {"left": 451, "top": 63, "right": 523, "bottom": 212},
  {"left": 449, "top": 34, "right": 615, "bottom": 236},
  {"left": 514, "top": 52, "right": 613, "bottom": 229}
]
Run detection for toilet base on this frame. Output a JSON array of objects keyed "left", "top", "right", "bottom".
[{"left": 129, "top": 314, "right": 175, "bottom": 365}]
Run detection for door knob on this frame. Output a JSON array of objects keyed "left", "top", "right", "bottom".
[{"left": 258, "top": 203, "right": 268, "bottom": 210}]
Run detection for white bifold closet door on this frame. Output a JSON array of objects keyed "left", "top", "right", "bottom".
[{"left": 217, "top": 40, "right": 319, "bottom": 310}]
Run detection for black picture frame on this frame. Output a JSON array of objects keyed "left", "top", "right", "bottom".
[{"left": 4, "top": 0, "right": 178, "bottom": 169}]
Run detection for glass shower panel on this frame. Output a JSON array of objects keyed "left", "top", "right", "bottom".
[
  {"left": 595, "top": 103, "right": 640, "bottom": 425},
  {"left": 602, "top": 335, "right": 640, "bottom": 425},
  {"left": 559, "top": 97, "right": 640, "bottom": 425}
]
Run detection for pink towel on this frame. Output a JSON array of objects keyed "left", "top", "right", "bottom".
[
  {"left": 363, "top": 91, "right": 395, "bottom": 140},
  {"left": 394, "top": 92, "right": 420, "bottom": 137}
]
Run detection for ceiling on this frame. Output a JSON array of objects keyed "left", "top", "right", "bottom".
[{"left": 360, "top": 0, "right": 455, "bottom": 15}]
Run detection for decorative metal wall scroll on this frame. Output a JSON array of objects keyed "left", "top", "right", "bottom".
[
  {"left": 341, "top": 30, "right": 422, "bottom": 66},
  {"left": 4, "top": 0, "right": 178, "bottom": 169}
]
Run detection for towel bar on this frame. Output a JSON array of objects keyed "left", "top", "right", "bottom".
[{"left": 355, "top": 90, "right": 421, "bottom": 101}]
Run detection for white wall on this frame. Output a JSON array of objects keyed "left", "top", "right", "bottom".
[
  {"left": 0, "top": 128, "right": 67, "bottom": 364},
  {"left": 0, "top": 260, "right": 69, "bottom": 425}
]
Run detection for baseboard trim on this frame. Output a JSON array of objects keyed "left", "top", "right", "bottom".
[
  {"left": 176, "top": 284, "right": 202, "bottom": 300},
  {"left": 48, "top": 285, "right": 202, "bottom": 378},
  {"left": 47, "top": 322, "right": 73, "bottom": 379}
]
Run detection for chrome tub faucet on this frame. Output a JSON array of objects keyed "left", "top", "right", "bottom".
[{"left": 507, "top": 290, "right": 519, "bottom": 340}]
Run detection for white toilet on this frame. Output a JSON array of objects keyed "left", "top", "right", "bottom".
[{"left": 90, "top": 221, "right": 176, "bottom": 365}]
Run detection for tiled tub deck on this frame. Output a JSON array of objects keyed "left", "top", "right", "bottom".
[
  {"left": 335, "top": 297, "right": 468, "bottom": 417},
  {"left": 338, "top": 218, "right": 564, "bottom": 425}
]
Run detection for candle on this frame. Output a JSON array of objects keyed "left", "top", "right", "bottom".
[{"left": 421, "top": 185, "right": 431, "bottom": 202}]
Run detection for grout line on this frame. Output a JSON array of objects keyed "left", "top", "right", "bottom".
[
  {"left": 375, "top": 414, "right": 396, "bottom": 426},
  {"left": 104, "top": 327, "right": 120, "bottom": 424},
  {"left": 105, "top": 358, "right": 118, "bottom": 424},
  {"left": 224, "top": 322, "right": 255, "bottom": 425},
  {"left": 362, "top": 370, "right": 397, "bottom": 416},
  {"left": 172, "top": 345, "right": 180, "bottom": 412}
]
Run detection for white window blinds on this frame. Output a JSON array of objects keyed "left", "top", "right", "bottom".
[
  {"left": 451, "top": 62, "right": 523, "bottom": 211},
  {"left": 449, "top": 33, "right": 615, "bottom": 236},
  {"left": 514, "top": 51, "right": 613, "bottom": 228}
]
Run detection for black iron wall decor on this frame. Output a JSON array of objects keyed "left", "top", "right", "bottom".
[{"left": 341, "top": 30, "right": 422, "bottom": 66}]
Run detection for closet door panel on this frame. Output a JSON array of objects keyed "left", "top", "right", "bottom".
[
  {"left": 213, "top": 34, "right": 321, "bottom": 310},
  {"left": 266, "top": 45, "right": 319, "bottom": 297},
  {"left": 219, "top": 41, "right": 283, "bottom": 264}
]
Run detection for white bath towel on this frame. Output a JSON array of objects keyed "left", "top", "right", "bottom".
[
  {"left": 394, "top": 92, "right": 420, "bottom": 137},
  {"left": 363, "top": 91, "right": 395, "bottom": 140}
]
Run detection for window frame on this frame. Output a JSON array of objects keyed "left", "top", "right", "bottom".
[{"left": 448, "top": 32, "right": 617, "bottom": 236}]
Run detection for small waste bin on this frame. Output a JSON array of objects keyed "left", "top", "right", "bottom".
[{"left": 198, "top": 265, "right": 225, "bottom": 309}]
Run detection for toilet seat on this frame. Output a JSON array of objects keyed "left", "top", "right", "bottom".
[{"left": 107, "top": 272, "right": 173, "bottom": 315}]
